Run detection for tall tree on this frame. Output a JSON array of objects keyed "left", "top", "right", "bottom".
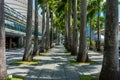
[
  {"left": 71, "top": 0, "right": 78, "bottom": 55},
  {"left": 77, "top": 0, "right": 89, "bottom": 62},
  {"left": 67, "top": 0, "right": 72, "bottom": 51},
  {"left": 34, "top": 0, "right": 39, "bottom": 56},
  {"left": 46, "top": 3, "right": 50, "bottom": 49},
  {"left": 41, "top": 0, "right": 46, "bottom": 52},
  {"left": 64, "top": 8, "right": 69, "bottom": 49},
  {"left": 87, "top": 0, "right": 96, "bottom": 50},
  {"left": 97, "top": 0, "right": 101, "bottom": 51},
  {"left": 99, "top": 0, "right": 119, "bottom": 80},
  {"left": 50, "top": 12, "right": 53, "bottom": 47},
  {"left": 23, "top": 0, "right": 33, "bottom": 61},
  {"left": 87, "top": 0, "right": 103, "bottom": 51},
  {"left": 0, "top": 0, "right": 7, "bottom": 79},
  {"left": 96, "top": 0, "right": 103, "bottom": 51}
]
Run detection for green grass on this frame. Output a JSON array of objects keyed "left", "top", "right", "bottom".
[
  {"left": 80, "top": 75, "right": 99, "bottom": 80},
  {"left": 90, "top": 61, "right": 99, "bottom": 65},
  {"left": 6, "top": 75, "right": 25, "bottom": 80},
  {"left": 80, "top": 75, "right": 93, "bottom": 80},
  {"left": 9, "top": 60, "right": 39, "bottom": 66},
  {"left": 70, "top": 60, "right": 99, "bottom": 65},
  {"left": 70, "top": 60, "right": 81, "bottom": 64}
]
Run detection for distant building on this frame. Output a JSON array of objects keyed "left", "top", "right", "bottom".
[{"left": 4, "top": 0, "right": 42, "bottom": 49}]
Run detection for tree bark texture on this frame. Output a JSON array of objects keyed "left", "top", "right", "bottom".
[
  {"left": 46, "top": 3, "right": 50, "bottom": 49},
  {"left": 50, "top": 13, "right": 53, "bottom": 48},
  {"left": 0, "top": 0, "right": 7, "bottom": 79},
  {"left": 41, "top": 0, "right": 46, "bottom": 52},
  {"left": 71, "top": 0, "right": 78, "bottom": 55},
  {"left": 77, "top": 0, "right": 89, "bottom": 62},
  {"left": 99, "top": 0, "right": 119, "bottom": 80},
  {"left": 89, "top": 19, "right": 93, "bottom": 50},
  {"left": 97, "top": 8, "right": 101, "bottom": 51},
  {"left": 34, "top": 0, "right": 39, "bottom": 56},
  {"left": 64, "top": 7, "right": 69, "bottom": 50},
  {"left": 67, "top": 0, "right": 72, "bottom": 51},
  {"left": 23, "top": 0, "right": 33, "bottom": 61}
]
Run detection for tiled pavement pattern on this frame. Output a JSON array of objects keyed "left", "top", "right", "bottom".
[
  {"left": 24, "top": 45, "right": 80, "bottom": 80},
  {"left": 7, "top": 45, "right": 103, "bottom": 80},
  {"left": 68, "top": 50, "right": 103, "bottom": 76}
]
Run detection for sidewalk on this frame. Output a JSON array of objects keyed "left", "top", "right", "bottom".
[
  {"left": 67, "top": 50, "right": 103, "bottom": 76},
  {"left": 24, "top": 45, "right": 80, "bottom": 80},
  {"left": 7, "top": 45, "right": 103, "bottom": 80},
  {"left": 6, "top": 48, "right": 30, "bottom": 77}
]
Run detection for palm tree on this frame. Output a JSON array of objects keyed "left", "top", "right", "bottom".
[
  {"left": 71, "top": 0, "right": 78, "bottom": 55},
  {"left": 46, "top": 3, "right": 50, "bottom": 49},
  {"left": 34, "top": 0, "right": 39, "bottom": 56},
  {"left": 76, "top": 0, "right": 89, "bottom": 62},
  {"left": 64, "top": 8, "right": 69, "bottom": 49},
  {"left": 49, "top": 0, "right": 55, "bottom": 48},
  {"left": 23, "top": 0, "right": 33, "bottom": 61},
  {"left": 87, "top": 0, "right": 103, "bottom": 51},
  {"left": 41, "top": 0, "right": 46, "bottom": 52},
  {"left": 67, "top": 0, "right": 72, "bottom": 51},
  {"left": 87, "top": 0, "right": 97, "bottom": 50},
  {"left": 96, "top": 0, "right": 103, "bottom": 51},
  {"left": 99, "top": 0, "right": 119, "bottom": 80},
  {"left": 50, "top": 12, "right": 53, "bottom": 47},
  {"left": 0, "top": 0, "right": 7, "bottom": 79},
  {"left": 54, "top": 0, "right": 68, "bottom": 48}
]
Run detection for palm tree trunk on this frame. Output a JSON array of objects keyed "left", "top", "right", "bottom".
[
  {"left": 89, "top": 19, "right": 93, "bottom": 50},
  {"left": 23, "top": 0, "right": 33, "bottom": 61},
  {"left": 77, "top": 0, "right": 89, "bottom": 62},
  {"left": 56, "top": 27, "right": 59, "bottom": 45},
  {"left": 64, "top": 12, "right": 68, "bottom": 49},
  {"left": 34, "top": 0, "right": 39, "bottom": 56},
  {"left": 71, "top": 0, "right": 78, "bottom": 55},
  {"left": 97, "top": 4, "right": 101, "bottom": 51},
  {"left": 0, "top": 0, "right": 7, "bottom": 79},
  {"left": 50, "top": 13, "right": 53, "bottom": 48},
  {"left": 67, "top": 0, "right": 72, "bottom": 51},
  {"left": 41, "top": 0, "right": 46, "bottom": 52},
  {"left": 46, "top": 3, "right": 50, "bottom": 49},
  {"left": 99, "top": 0, "right": 119, "bottom": 80}
]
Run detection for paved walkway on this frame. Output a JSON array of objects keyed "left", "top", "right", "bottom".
[
  {"left": 7, "top": 45, "right": 103, "bottom": 80},
  {"left": 24, "top": 45, "right": 80, "bottom": 80},
  {"left": 68, "top": 51, "right": 103, "bottom": 76},
  {"left": 6, "top": 48, "right": 24, "bottom": 64},
  {"left": 6, "top": 48, "right": 30, "bottom": 77}
]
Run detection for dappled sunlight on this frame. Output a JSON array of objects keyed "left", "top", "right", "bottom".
[
  {"left": 67, "top": 50, "right": 103, "bottom": 76},
  {"left": 6, "top": 45, "right": 104, "bottom": 80},
  {"left": 24, "top": 45, "right": 80, "bottom": 80},
  {"left": 7, "top": 66, "right": 32, "bottom": 77}
]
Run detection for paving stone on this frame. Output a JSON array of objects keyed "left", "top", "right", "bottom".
[{"left": 7, "top": 45, "right": 80, "bottom": 80}]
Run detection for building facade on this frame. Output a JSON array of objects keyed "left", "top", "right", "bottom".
[{"left": 4, "top": 0, "right": 42, "bottom": 49}]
